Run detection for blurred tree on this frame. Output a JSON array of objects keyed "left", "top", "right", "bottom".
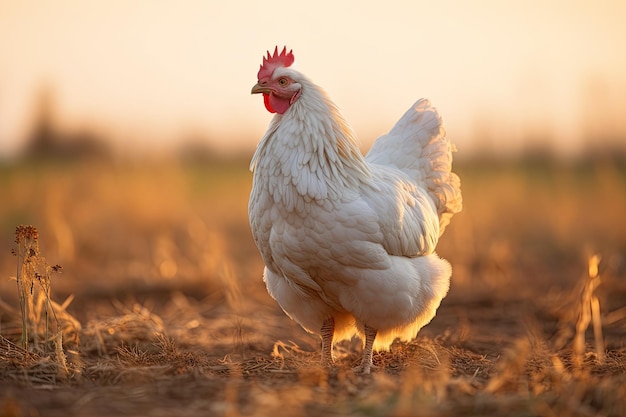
[{"left": 23, "top": 87, "right": 110, "bottom": 160}]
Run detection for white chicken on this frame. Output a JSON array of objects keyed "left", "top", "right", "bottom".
[{"left": 249, "top": 47, "right": 462, "bottom": 373}]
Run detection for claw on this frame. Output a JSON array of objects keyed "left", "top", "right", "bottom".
[{"left": 353, "top": 362, "right": 379, "bottom": 374}]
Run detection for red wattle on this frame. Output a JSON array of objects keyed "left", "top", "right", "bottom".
[
  {"left": 263, "top": 93, "right": 276, "bottom": 113},
  {"left": 268, "top": 94, "right": 291, "bottom": 114}
]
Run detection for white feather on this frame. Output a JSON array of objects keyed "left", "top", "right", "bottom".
[{"left": 249, "top": 68, "right": 462, "bottom": 352}]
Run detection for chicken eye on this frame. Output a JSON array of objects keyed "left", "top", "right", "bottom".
[{"left": 278, "top": 77, "right": 289, "bottom": 87}]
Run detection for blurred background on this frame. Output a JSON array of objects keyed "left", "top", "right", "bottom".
[
  {"left": 1, "top": 0, "right": 625, "bottom": 160},
  {"left": 1, "top": 4, "right": 626, "bottom": 414},
  {"left": 0, "top": 1, "right": 625, "bottom": 305}
]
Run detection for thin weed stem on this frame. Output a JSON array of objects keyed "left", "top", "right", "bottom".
[{"left": 573, "top": 254, "right": 604, "bottom": 367}]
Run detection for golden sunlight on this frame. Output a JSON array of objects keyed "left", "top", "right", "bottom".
[{"left": 0, "top": 0, "right": 625, "bottom": 158}]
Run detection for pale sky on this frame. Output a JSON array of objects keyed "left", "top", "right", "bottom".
[{"left": 1, "top": 0, "right": 625, "bottom": 158}]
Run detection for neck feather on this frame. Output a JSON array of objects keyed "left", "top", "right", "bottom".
[{"left": 251, "top": 78, "right": 371, "bottom": 210}]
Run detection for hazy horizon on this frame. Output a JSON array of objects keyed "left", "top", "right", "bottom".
[{"left": 1, "top": 1, "right": 625, "bottom": 159}]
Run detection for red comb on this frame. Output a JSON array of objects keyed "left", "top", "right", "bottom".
[{"left": 257, "top": 46, "right": 294, "bottom": 81}]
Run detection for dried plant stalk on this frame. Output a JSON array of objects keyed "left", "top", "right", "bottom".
[
  {"left": 12, "top": 225, "right": 65, "bottom": 355},
  {"left": 14, "top": 225, "right": 39, "bottom": 351},
  {"left": 573, "top": 254, "right": 604, "bottom": 366}
]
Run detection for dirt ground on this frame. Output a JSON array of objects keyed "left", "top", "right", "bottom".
[{"left": 0, "top": 157, "right": 625, "bottom": 417}]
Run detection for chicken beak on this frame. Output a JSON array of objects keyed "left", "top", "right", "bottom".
[{"left": 251, "top": 83, "right": 271, "bottom": 95}]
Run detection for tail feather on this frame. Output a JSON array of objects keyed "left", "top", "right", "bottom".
[{"left": 365, "top": 99, "right": 462, "bottom": 234}]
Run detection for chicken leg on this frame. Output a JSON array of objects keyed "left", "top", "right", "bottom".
[
  {"left": 355, "top": 324, "right": 378, "bottom": 374},
  {"left": 321, "top": 317, "right": 335, "bottom": 366}
]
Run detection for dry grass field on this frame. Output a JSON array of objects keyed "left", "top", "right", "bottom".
[{"left": 0, "top": 155, "right": 625, "bottom": 416}]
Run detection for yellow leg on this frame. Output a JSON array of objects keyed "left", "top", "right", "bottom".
[
  {"left": 355, "top": 324, "right": 377, "bottom": 374},
  {"left": 321, "top": 317, "right": 335, "bottom": 366}
]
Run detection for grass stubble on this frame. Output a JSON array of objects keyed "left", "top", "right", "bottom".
[{"left": 0, "top": 159, "right": 624, "bottom": 417}]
